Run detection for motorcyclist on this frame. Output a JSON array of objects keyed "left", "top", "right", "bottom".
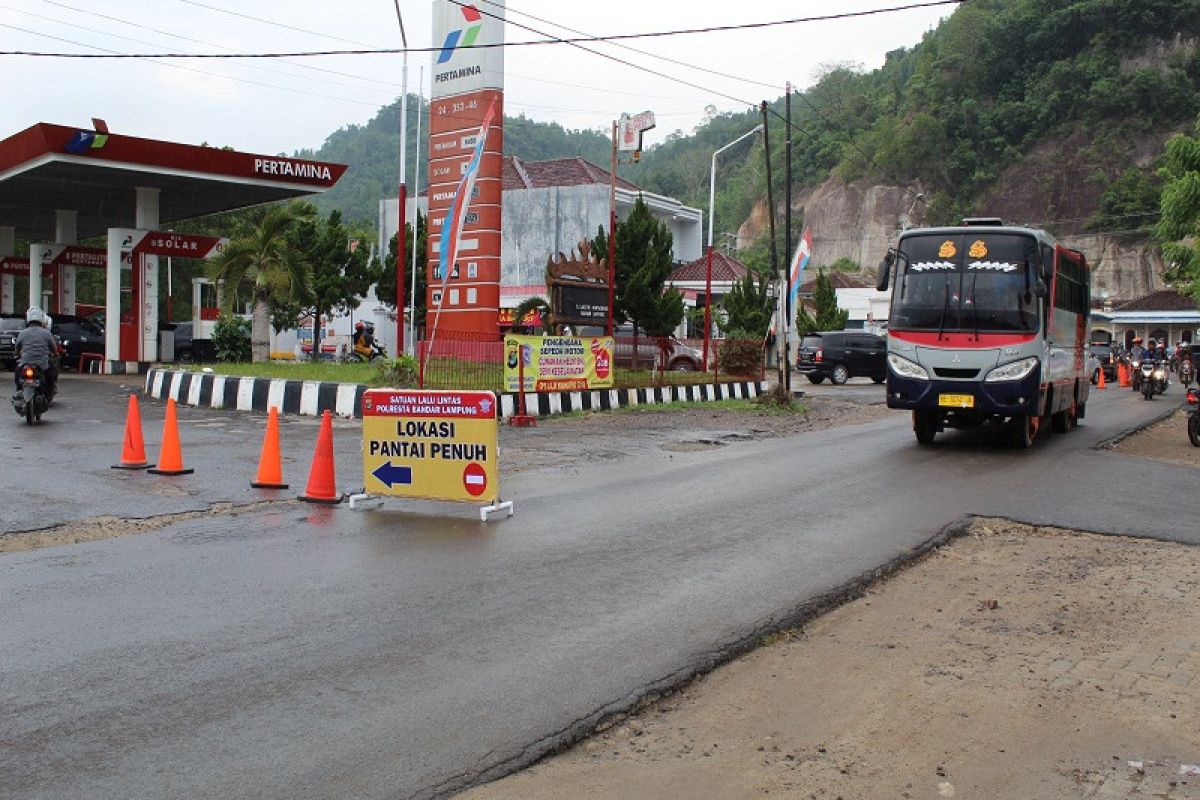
[
  {"left": 13, "top": 306, "right": 57, "bottom": 398},
  {"left": 1129, "top": 337, "right": 1146, "bottom": 362}
]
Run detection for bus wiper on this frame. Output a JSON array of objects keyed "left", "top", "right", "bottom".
[{"left": 937, "top": 272, "right": 952, "bottom": 341}]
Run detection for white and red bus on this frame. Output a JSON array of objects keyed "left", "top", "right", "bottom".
[{"left": 877, "top": 218, "right": 1090, "bottom": 447}]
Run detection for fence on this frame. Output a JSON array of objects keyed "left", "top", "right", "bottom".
[{"left": 416, "top": 330, "right": 764, "bottom": 391}]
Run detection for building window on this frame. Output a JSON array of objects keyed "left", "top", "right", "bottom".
[
  {"left": 467, "top": 288, "right": 477, "bottom": 304},
  {"left": 467, "top": 262, "right": 478, "bottom": 279},
  {"left": 450, "top": 289, "right": 460, "bottom": 305}
]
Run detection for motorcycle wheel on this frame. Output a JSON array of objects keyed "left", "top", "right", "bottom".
[
  {"left": 1189, "top": 414, "right": 1200, "bottom": 448},
  {"left": 25, "top": 402, "right": 35, "bottom": 425}
]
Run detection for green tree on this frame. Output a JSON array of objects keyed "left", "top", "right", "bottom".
[
  {"left": 795, "top": 300, "right": 818, "bottom": 337},
  {"left": 510, "top": 296, "right": 552, "bottom": 334},
  {"left": 376, "top": 211, "right": 428, "bottom": 334},
  {"left": 811, "top": 269, "right": 849, "bottom": 331},
  {"left": 207, "top": 202, "right": 314, "bottom": 362},
  {"left": 272, "top": 209, "right": 376, "bottom": 360},
  {"left": 1156, "top": 117, "right": 1200, "bottom": 300},
  {"left": 610, "top": 196, "right": 684, "bottom": 336},
  {"left": 721, "top": 271, "right": 773, "bottom": 336}
]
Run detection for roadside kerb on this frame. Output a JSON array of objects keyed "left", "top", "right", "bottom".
[{"left": 144, "top": 367, "right": 766, "bottom": 420}]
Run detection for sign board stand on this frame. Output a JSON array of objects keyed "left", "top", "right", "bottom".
[{"left": 350, "top": 388, "right": 514, "bottom": 521}]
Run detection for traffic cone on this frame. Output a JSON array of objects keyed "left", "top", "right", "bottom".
[
  {"left": 148, "top": 398, "right": 194, "bottom": 476},
  {"left": 112, "top": 394, "right": 154, "bottom": 470},
  {"left": 1120, "top": 362, "right": 1131, "bottom": 387},
  {"left": 251, "top": 406, "right": 289, "bottom": 489},
  {"left": 1097, "top": 365, "right": 1107, "bottom": 389},
  {"left": 299, "top": 410, "right": 341, "bottom": 504}
]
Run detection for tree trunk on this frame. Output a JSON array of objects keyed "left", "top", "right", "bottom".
[{"left": 251, "top": 297, "right": 271, "bottom": 363}]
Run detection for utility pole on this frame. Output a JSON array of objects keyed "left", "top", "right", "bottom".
[
  {"left": 393, "top": 0, "right": 409, "bottom": 356},
  {"left": 607, "top": 119, "right": 617, "bottom": 337},
  {"left": 761, "top": 101, "right": 782, "bottom": 388},
  {"left": 784, "top": 84, "right": 793, "bottom": 393}
]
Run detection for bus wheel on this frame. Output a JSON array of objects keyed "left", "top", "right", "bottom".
[
  {"left": 1011, "top": 414, "right": 1039, "bottom": 449},
  {"left": 913, "top": 411, "right": 937, "bottom": 445}
]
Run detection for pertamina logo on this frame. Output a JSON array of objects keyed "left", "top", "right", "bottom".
[
  {"left": 65, "top": 130, "right": 109, "bottom": 155},
  {"left": 437, "top": 5, "right": 482, "bottom": 64}
]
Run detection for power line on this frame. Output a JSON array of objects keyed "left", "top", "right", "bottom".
[
  {"left": 0, "top": 1, "right": 967, "bottom": 59},
  {"left": 175, "top": 0, "right": 383, "bottom": 49}
]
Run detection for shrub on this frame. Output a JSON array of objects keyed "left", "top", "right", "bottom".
[
  {"left": 718, "top": 329, "right": 764, "bottom": 377},
  {"left": 213, "top": 314, "right": 251, "bottom": 362},
  {"left": 373, "top": 355, "right": 419, "bottom": 388}
]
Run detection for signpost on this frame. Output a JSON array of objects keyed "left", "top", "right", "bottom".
[{"left": 352, "top": 388, "right": 512, "bottom": 520}]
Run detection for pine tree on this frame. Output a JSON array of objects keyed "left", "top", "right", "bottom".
[{"left": 811, "top": 268, "right": 849, "bottom": 331}]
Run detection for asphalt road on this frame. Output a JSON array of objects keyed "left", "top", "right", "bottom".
[{"left": 1, "top": 375, "right": 1195, "bottom": 799}]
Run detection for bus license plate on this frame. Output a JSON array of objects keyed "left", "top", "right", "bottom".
[{"left": 938, "top": 393, "right": 974, "bottom": 408}]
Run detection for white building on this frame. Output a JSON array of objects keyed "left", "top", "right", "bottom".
[{"left": 378, "top": 156, "right": 703, "bottom": 344}]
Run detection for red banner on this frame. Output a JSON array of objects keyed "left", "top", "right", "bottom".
[{"left": 132, "top": 232, "right": 225, "bottom": 258}]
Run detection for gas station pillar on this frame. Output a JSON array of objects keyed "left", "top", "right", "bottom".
[
  {"left": 56, "top": 209, "right": 77, "bottom": 315},
  {"left": 0, "top": 226, "right": 13, "bottom": 314},
  {"left": 28, "top": 243, "right": 46, "bottom": 312},
  {"left": 136, "top": 187, "right": 160, "bottom": 363}
]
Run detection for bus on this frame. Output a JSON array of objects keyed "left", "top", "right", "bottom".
[{"left": 876, "top": 218, "right": 1090, "bottom": 448}]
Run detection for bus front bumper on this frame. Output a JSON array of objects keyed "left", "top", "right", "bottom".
[{"left": 885, "top": 371, "right": 1042, "bottom": 418}]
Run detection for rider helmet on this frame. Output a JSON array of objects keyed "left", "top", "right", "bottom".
[
  {"left": 25, "top": 306, "right": 45, "bottom": 325},
  {"left": 355, "top": 322, "right": 365, "bottom": 330}
]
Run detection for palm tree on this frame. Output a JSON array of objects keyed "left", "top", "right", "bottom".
[{"left": 207, "top": 202, "right": 314, "bottom": 362}]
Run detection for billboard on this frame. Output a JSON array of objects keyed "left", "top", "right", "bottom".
[
  {"left": 503, "top": 335, "right": 615, "bottom": 392},
  {"left": 428, "top": 1, "right": 505, "bottom": 338}
]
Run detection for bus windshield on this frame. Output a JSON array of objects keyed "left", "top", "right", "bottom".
[{"left": 889, "top": 232, "right": 1040, "bottom": 334}]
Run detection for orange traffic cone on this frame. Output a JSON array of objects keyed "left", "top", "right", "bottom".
[
  {"left": 299, "top": 410, "right": 341, "bottom": 504},
  {"left": 251, "top": 406, "right": 288, "bottom": 489},
  {"left": 1119, "top": 362, "right": 1130, "bottom": 387},
  {"left": 112, "top": 394, "right": 154, "bottom": 470},
  {"left": 1097, "top": 365, "right": 1107, "bottom": 390},
  {"left": 148, "top": 398, "right": 194, "bottom": 476}
]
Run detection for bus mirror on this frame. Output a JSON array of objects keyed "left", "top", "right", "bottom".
[
  {"left": 876, "top": 252, "right": 893, "bottom": 292},
  {"left": 1033, "top": 279, "right": 1048, "bottom": 299}
]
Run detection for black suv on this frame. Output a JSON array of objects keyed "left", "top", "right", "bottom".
[
  {"left": 796, "top": 331, "right": 886, "bottom": 385},
  {"left": 50, "top": 314, "right": 106, "bottom": 369},
  {"left": 1, "top": 314, "right": 25, "bottom": 370}
]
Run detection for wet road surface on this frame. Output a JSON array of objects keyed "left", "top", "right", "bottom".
[{"left": 0, "top": 374, "right": 1194, "bottom": 798}]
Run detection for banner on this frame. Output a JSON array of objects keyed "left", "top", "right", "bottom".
[
  {"left": 788, "top": 227, "right": 813, "bottom": 314},
  {"left": 504, "top": 335, "right": 615, "bottom": 392}
]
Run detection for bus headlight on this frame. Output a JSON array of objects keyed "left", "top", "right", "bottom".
[
  {"left": 985, "top": 357, "right": 1039, "bottom": 383},
  {"left": 888, "top": 353, "right": 930, "bottom": 381}
]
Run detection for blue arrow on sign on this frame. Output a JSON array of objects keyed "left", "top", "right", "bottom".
[{"left": 372, "top": 462, "right": 413, "bottom": 488}]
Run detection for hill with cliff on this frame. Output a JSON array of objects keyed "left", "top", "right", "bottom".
[{"left": 299, "top": 0, "right": 1200, "bottom": 303}]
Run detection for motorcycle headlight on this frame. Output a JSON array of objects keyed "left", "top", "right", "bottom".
[
  {"left": 887, "top": 353, "right": 930, "bottom": 381},
  {"left": 985, "top": 357, "right": 1039, "bottom": 383}
]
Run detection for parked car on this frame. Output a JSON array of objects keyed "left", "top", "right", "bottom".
[
  {"left": 579, "top": 324, "right": 703, "bottom": 371},
  {"left": 796, "top": 331, "right": 887, "bottom": 385},
  {"left": 1088, "top": 343, "right": 1117, "bottom": 382},
  {"left": 50, "top": 314, "right": 105, "bottom": 369},
  {"left": 1, "top": 314, "right": 26, "bottom": 370},
  {"left": 171, "top": 320, "right": 195, "bottom": 362}
]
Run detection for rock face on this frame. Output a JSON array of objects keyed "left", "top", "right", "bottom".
[{"left": 738, "top": 174, "right": 1166, "bottom": 303}]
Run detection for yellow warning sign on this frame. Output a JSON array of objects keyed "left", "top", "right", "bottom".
[{"left": 361, "top": 389, "right": 498, "bottom": 503}]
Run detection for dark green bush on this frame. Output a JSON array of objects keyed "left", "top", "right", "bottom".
[
  {"left": 373, "top": 355, "right": 419, "bottom": 388},
  {"left": 213, "top": 315, "right": 251, "bottom": 362},
  {"left": 718, "top": 330, "right": 764, "bottom": 377}
]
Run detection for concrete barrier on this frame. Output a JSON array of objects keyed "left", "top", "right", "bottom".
[{"left": 144, "top": 368, "right": 767, "bottom": 420}]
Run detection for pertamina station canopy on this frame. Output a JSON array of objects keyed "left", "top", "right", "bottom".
[{"left": 0, "top": 120, "right": 347, "bottom": 371}]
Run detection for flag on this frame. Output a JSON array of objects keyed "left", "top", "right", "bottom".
[
  {"left": 436, "top": 98, "right": 497, "bottom": 286},
  {"left": 788, "top": 227, "right": 813, "bottom": 313}
]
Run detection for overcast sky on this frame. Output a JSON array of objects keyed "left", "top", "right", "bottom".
[{"left": 2, "top": 0, "right": 956, "bottom": 156}]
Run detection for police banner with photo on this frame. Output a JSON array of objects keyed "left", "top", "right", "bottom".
[{"left": 504, "top": 335, "right": 615, "bottom": 392}]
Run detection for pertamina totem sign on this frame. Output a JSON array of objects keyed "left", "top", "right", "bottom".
[{"left": 428, "top": 0, "right": 505, "bottom": 337}]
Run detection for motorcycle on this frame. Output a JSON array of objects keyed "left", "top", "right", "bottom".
[
  {"left": 1142, "top": 360, "right": 1168, "bottom": 400},
  {"left": 1130, "top": 357, "right": 1143, "bottom": 391},
  {"left": 1188, "top": 387, "right": 1200, "bottom": 448},
  {"left": 350, "top": 323, "right": 388, "bottom": 363},
  {"left": 1179, "top": 358, "right": 1195, "bottom": 388},
  {"left": 11, "top": 363, "right": 50, "bottom": 425}
]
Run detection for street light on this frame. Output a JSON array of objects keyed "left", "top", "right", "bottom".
[{"left": 705, "top": 124, "right": 763, "bottom": 371}]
